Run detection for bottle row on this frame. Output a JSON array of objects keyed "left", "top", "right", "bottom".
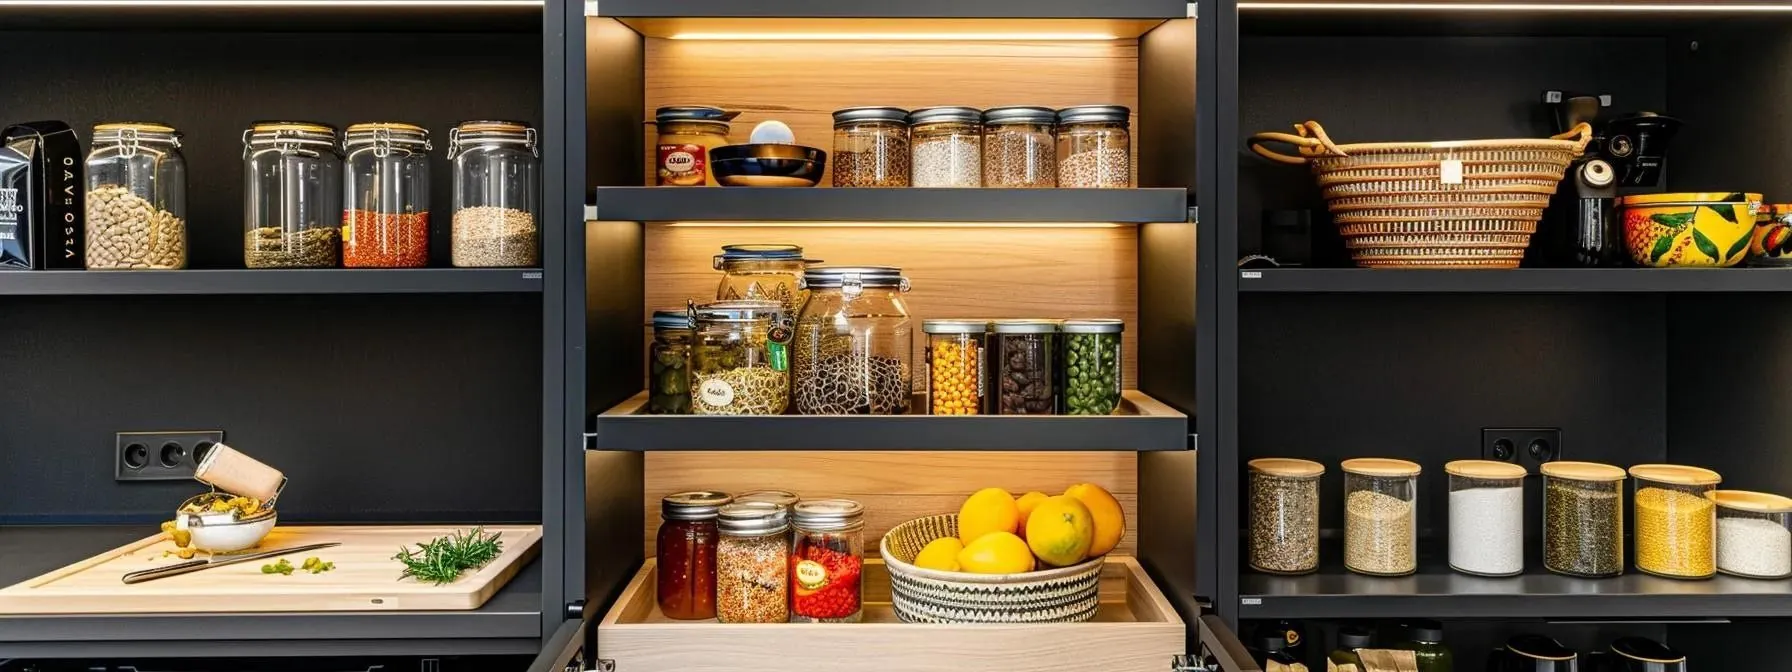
[
  {"left": 656, "top": 490, "right": 866, "bottom": 624},
  {"left": 1254, "top": 618, "right": 1684, "bottom": 672}
]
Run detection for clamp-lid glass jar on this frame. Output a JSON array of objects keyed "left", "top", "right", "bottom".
[
  {"left": 656, "top": 490, "right": 732, "bottom": 620},
  {"left": 1059, "top": 319, "right": 1124, "bottom": 415},
  {"left": 656, "top": 106, "right": 733, "bottom": 187},
  {"left": 1247, "top": 458, "right": 1325, "bottom": 575},
  {"left": 243, "top": 121, "right": 342, "bottom": 268},
  {"left": 1629, "top": 464, "right": 1721, "bottom": 579},
  {"left": 1446, "top": 459, "right": 1527, "bottom": 577},
  {"left": 1056, "top": 105, "right": 1132, "bottom": 188},
  {"left": 1341, "top": 458, "right": 1420, "bottom": 577},
  {"left": 86, "top": 122, "right": 187, "bottom": 270},
  {"left": 714, "top": 243, "right": 809, "bottom": 316},
  {"left": 342, "top": 122, "right": 431, "bottom": 268},
  {"left": 790, "top": 498, "right": 865, "bottom": 623},
  {"left": 990, "top": 320, "right": 1059, "bottom": 415},
  {"left": 448, "top": 120, "right": 539, "bottom": 268},
  {"left": 1540, "top": 461, "right": 1626, "bottom": 578},
  {"left": 1712, "top": 490, "right": 1792, "bottom": 579},
  {"left": 649, "top": 309, "right": 693, "bottom": 415},
  {"left": 715, "top": 501, "right": 790, "bottom": 624},
  {"left": 689, "top": 299, "right": 791, "bottom": 416},
  {"left": 983, "top": 106, "right": 1057, "bottom": 188},
  {"left": 793, "top": 266, "right": 913, "bottom": 415},
  {"left": 908, "top": 106, "right": 981, "bottom": 188},
  {"left": 832, "top": 107, "right": 910, "bottom": 188},
  {"left": 924, "top": 319, "right": 989, "bottom": 416}
]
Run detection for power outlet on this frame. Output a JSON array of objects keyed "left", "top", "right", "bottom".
[
  {"left": 1482, "top": 427, "right": 1561, "bottom": 466},
  {"left": 116, "top": 430, "right": 223, "bottom": 482}
]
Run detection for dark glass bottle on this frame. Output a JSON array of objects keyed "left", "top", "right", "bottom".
[
  {"left": 1399, "top": 620, "right": 1454, "bottom": 672},
  {"left": 1329, "top": 627, "right": 1375, "bottom": 671}
]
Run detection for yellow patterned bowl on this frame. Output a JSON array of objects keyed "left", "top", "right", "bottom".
[{"left": 1620, "top": 192, "right": 1762, "bottom": 268}]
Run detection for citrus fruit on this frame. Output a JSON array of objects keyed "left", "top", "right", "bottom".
[
  {"left": 957, "top": 487, "right": 1021, "bottom": 545},
  {"left": 914, "top": 537, "right": 964, "bottom": 572},
  {"left": 1065, "top": 482, "right": 1126, "bottom": 556},
  {"left": 957, "top": 531, "right": 1035, "bottom": 574},
  {"left": 1014, "top": 491, "right": 1050, "bottom": 539},
  {"left": 1026, "top": 495, "right": 1095, "bottom": 567}
]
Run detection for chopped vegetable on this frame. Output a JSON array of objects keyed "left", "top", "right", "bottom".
[
  {"left": 261, "top": 558, "right": 294, "bottom": 575},
  {"left": 394, "top": 527, "right": 504, "bottom": 585}
]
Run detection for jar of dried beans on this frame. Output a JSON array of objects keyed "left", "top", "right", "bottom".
[
  {"left": 1540, "top": 461, "right": 1626, "bottom": 578},
  {"left": 86, "top": 122, "right": 187, "bottom": 270},
  {"left": 1629, "top": 464, "right": 1720, "bottom": 579},
  {"left": 1712, "top": 490, "right": 1792, "bottom": 579},
  {"left": 793, "top": 266, "right": 913, "bottom": 415},
  {"left": 716, "top": 501, "right": 790, "bottom": 624},
  {"left": 689, "top": 299, "right": 791, "bottom": 416},
  {"left": 1247, "top": 458, "right": 1324, "bottom": 576},
  {"left": 342, "top": 122, "right": 431, "bottom": 268},
  {"left": 790, "top": 498, "right": 865, "bottom": 623},
  {"left": 832, "top": 107, "right": 910, "bottom": 188},
  {"left": 243, "top": 122, "right": 342, "bottom": 268},
  {"left": 908, "top": 106, "right": 981, "bottom": 188},
  {"left": 649, "top": 309, "right": 693, "bottom": 415},
  {"left": 990, "top": 319, "right": 1059, "bottom": 415},
  {"left": 448, "top": 120, "right": 539, "bottom": 268},
  {"left": 1056, "top": 105, "right": 1132, "bottom": 188},
  {"left": 982, "top": 106, "right": 1057, "bottom": 188},
  {"left": 1341, "top": 458, "right": 1420, "bottom": 577},
  {"left": 714, "top": 243, "right": 809, "bottom": 317},
  {"left": 656, "top": 490, "right": 732, "bottom": 620},
  {"left": 924, "top": 319, "right": 989, "bottom": 415},
  {"left": 1059, "top": 319, "right": 1123, "bottom": 415}
]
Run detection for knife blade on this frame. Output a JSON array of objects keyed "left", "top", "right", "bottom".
[{"left": 122, "top": 541, "right": 342, "bottom": 585}]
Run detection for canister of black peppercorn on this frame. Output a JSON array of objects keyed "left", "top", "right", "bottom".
[
  {"left": 1058, "top": 318, "right": 1124, "bottom": 415},
  {"left": 988, "top": 319, "right": 1060, "bottom": 415}
]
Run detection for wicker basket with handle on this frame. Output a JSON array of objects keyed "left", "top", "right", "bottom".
[
  {"left": 1251, "top": 120, "right": 1593, "bottom": 269},
  {"left": 879, "top": 514, "right": 1103, "bottom": 624}
]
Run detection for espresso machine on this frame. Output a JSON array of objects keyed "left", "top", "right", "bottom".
[{"left": 1541, "top": 91, "right": 1683, "bottom": 267}]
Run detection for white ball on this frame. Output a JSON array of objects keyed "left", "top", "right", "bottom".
[{"left": 750, "top": 120, "right": 796, "bottom": 145}]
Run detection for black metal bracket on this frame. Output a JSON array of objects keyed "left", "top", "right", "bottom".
[{"left": 566, "top": 599, "right": 587, "bottom": 619}]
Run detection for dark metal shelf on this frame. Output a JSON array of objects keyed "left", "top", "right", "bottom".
[
  {"left": 591, "top": 187, "right": 1191, "bottom": 223},
  {"left": 1238, "top": 268, "right": 1792, "bottom": 293},
  {"left": 595, "top": 0, "right": 1188, "bottom": 19},
  {"left": 0, "top": 3, "right": 542, "bottom": 32},
  {"left": 0, "top": 269, "right": 543, "bottom": 296}
]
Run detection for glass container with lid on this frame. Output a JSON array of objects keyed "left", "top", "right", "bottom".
[
  {"left": 649, "top": 308, "right": 694, "bottom": 415},
  {"left": 1712, "top": 489, "right": 1792, "bottom": 579},
  {"left": 1629, "top": 464, "right": 1720, "bottom": 579},
  {"left": 1248, "top": 458, "right": 1324, "bottom": 575},
  {"left": 908, "top": 106, "right": 981, "bottom": 188},
  {"left": 448, "top": 120, "right": 539, "bottom": 268},
  {"left": 715, "top": 501, "right": 790, "bottom": 624},
  {"left": 1446, "top": 459, "right": 1527, "bottom": 577},
  {"left": 1540, "top": 461, "right": 1626, "bottom": 578},
  {"left": 243, "top": 121, "right": 342, "bottom": 268},
  {"left": 1059, "top": 318, "right": 1124, "bottom": 415},
  {"left": 714, "top": 243, "right": 810, "bottom": 316},
  {"left": 86, "top": 122, "right": 187, "bottom": 270},
  {"left": 689, "top": 299, "right": 791, "bottom": 416},
  {"left": 789, "top": 498, "right": 865, "bottom": 623},
  {"left": 1342, "top": 458, "right": 1420, "bottom": 577},
  {"left": 924, "top": 319, "right": 989, "bottom": 416},
  {"left": 1398, "top": 620, "right": 1453, "bottom": 672},
  {"left": 656, "top": 106, "right": 735, "bottom": 186},
  {"left": 990, "top": 319, "right": 1059, "bottom": 415},
  {"left": 832, "top": 106, "right": 910, "bottom": 188},
  {"left": 983, "top": 106, "right": 1057, "bottom": 188},
  {"left": 656, "top": 490, "right": 732, "bottom": 620},
  {"left": 342, "top": 122, "right": 431, "bottom": 268},
  {"left": 1056, "top": 105, "right": 1132, "bottom": 188},
  {"left": 793, "top": 266, "right": 913, "bottom": 415}
]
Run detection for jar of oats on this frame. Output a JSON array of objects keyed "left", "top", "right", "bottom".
[
  {"left": 1056, "top": 105, "right": 1132, "bottom": 188},
  {"left": 908, "top": 106, "right": 982, "bottom": 188},
  {"left": 982, "top": 106, "right": 1057, "bottom": 188},
  {"left": 86, "top": 122, "right": 187, "bottom": 270},
  {"left": 1629, "top": 464, "right": 1720, "bottom": 579}
]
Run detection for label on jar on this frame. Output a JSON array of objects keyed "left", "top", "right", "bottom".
[
  {"left": 794, "top": 559, "right": 828, "bottom": 590},
  {"left": 698, "top": 377, "right": 735, "bottom": 407},
  {"left": 657, "top": 143, "right": 708, "bottom": 186}
]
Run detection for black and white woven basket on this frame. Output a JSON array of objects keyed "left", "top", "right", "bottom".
[{"left": 879, "top": 514, "right": 1103, "bottom": 624}]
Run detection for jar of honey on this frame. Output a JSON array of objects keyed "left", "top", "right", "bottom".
[{"left": 655, "top": 106, "right": 734, "bottom": 186}]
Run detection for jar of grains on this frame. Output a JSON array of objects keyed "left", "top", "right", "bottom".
[
  {"left": 243, "top": 122, "right": 342, "bottom": 268},
  {"left": 982, "top": 106, "right": 1057, "bottom": 188},
  {"left": 1247, "top": 458, "right": 1325, "bottom": 575},
  {"left": 715, "top": 501, "right": 790, "bottom": 624},
  {"left": 86, "top": 122, "right": 187, "bottom": 270},
  {"left": 924, "top": 319, "right": 989, "bottom": 415},
  {"left": 656, "top": 490, "right": 732, "bottom": 620},
  {"left": 1629, "top": 464, "right": 1720, "bottom": 579},
  {"left": 831, "top": 107, "right": 910, "bottom": 188},
  {"left": 1445, "top": 460, "right": 1526, "bottom": 577},
  {"left": 908, "top": 106, "right": 982, "bottom": 188},
  {"left": 990, "top": 320, "right": 1059, "bottom": 415},
  {"left": 790, "top": 499, "right": 865, "bottom": 623},
  {"left": 793, "top": 266, "right": 913, "bottom": 415},
  {"left": 689, "top": 299, "right": 791, "bottom": 416},
  {"left": 1056, "top": 105, "right": 1132, "bottom": 188},
  {"left": 341, "top": 123, "right": 431, "bottom": 268},
  {"left": 448, "top": 120, "right": 540, "bottom": 268},
  {"left": 1059, "top": 319, "right": 1124, "bottom": 415},
  {"left": 1341, "top": 458, "right": 1420, "bottom": 577},
  {"left": 1540, "top": 461, "right": 1626, "bottom": 578},
  {"left": 714, "top": 244, "right": 810, "bottom": 317},
  {"left": 648, "top": 309, "right": 693, "bottom": 415},
  {"left": 655, "top": 105, "right": 733, "bottom": 187},
  {"left": 1711, "top": 490, "right": 1792, "bottom": 579}
]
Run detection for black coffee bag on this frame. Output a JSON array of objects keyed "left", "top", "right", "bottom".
[{"left": 0, "top": 122, "right": 84, "bottom": 270}]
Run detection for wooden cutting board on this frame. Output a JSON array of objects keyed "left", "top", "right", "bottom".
[{"left": 0, "top": 525, "right": 540, "bottom": 614}]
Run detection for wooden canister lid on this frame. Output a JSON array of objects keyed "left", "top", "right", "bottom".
[
  {"left": 1248, "top": 458, "right": 1325, "bottom": 478},
  {"left": 1628, "top": 464, "right": 1722, "bottom": 486},
  {"left": 1340, "top": 457, "right": 1421, "bottom": 477},
  {"left": 1540, "top": 461, "right": 1626, "bottom": 482},
  {"left": 193, "top": 443, "right": 286, "bottom": 502},
  {"left": 1711, "top": 490, "right": 1792, "bottom": 513},
  {"left": 1445, "top": 459, "right": 1527, "bottom": 479}
]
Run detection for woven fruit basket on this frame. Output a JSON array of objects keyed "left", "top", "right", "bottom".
[
  {"left": 1251, "top": 121, "right": 1593, "bottom": 269},
  {"left": 879, "top": 514, "right": 1103, "bottom": 624}
]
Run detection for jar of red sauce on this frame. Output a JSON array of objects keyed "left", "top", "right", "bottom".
[
  {"left": 657, "top": 490, "right": 732, "bottom": 619},
  {"left": 790, "top": 498, "right": 865, "bottom": 623}
]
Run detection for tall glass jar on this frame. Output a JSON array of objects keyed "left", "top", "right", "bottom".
[
  {"left": 1056, "top": 105, "right": 1132, "bottom": 188},
  {"left": 86, "top": 122, "right": 187, "bottom": 270},
  {"left": 656, "top": 490, "right": 732, "bottom": 620},
  {"left": 1342, "top": 458, "right": 1420, "bottom": 577},
  {"left": 243, "top": 121, "right": 341, "bottom": 268},
  {"left": 689, "top": 299, "right": 790, "bottom": 416},
  {"left": 990, "top": 320, "right": 1059, "bottom": 415},
  {"left": 649, "top": 309, "right": 693, "bottom": 415},
  {"left": 924, "top": 319, "right": 988, "bottom": 416},
  {"left": 1059, "top": 319, "right": 1124, "bottom": 415},
  {"left": 1712, "top": 490, "right": 1792, "bottom": 579},
  {"left": 448, "top": 120, "right": 539, "bottom": 268},
  {"left": 908, "top": 106, "right": 981, "bottom": 188},
  {"left": 714, "top": 243, "right": 809, "bottom": 316},
  {"left": 983, "top": 106, "right": 1057, "bottom": 188},
  {"left": 789, "top": 498, "right": 865, "bottom": 623},
  {"left": 1446, "top": 460, "right": 1526, "bottom": 577},
  {"left": 1247, "top": 458, "right": 1324, "bottom": 575},
  {"left": 655, "top": 106, "right": 733, "bottom": 187},
  {"left": 832, "top": 107, "right": 910, "bottom": 188},
  {"left": 1540, "top": 461, "right": 1626, "bottom": 578},
  {"left": 793, "top": 266, "right": 913, "bottom": 415},
  {"left": 342, "top": 122, "right": 431, "bottom": 268},
  {"left": 715, "top": 501, "right": 790, "bottom": 624},
  {"left": 1629, "top": 464, "right": 1720, "bottom": 579}
]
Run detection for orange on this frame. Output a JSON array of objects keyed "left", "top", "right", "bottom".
[
  {"left": 1065, "top": 483, "right": 1126, "bottom": 557},
  {"left": 1014, "top": 491, "right": 1050, "bottom": 540},
  {"left": 1026, "top": 495, "right": 1095, "bottom": 567},
  {"left": 957, "top": 487, "right": 1021, "bottom": 545},
  {"left": 957, "top": 531, "right": 1035, "bottom": 574}
]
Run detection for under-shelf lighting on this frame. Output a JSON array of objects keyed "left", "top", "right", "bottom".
[
  {"left": 1239, "top": 2, "right": 1792, "bottom": 11},
  {"left": 665, "top": 222, "right": 1125, "bottom": 228},
  {"left": 0, "top": 0, "right": 542, "bottom": 6},
  {"left": 666, "top": 32, "right": 1121, "bottom": 41}
]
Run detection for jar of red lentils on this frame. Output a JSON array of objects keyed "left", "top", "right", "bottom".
[{"left": 790, "top": 498, "right": 865, "bottom": 623}]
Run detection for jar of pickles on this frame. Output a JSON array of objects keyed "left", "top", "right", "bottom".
[
  {"left": 448, "top": 120, "right": 539, "bottom": 268},
  {"left": 982, "top": 106, "right": 1057, "bottom": 188},
  {"left": 832, "top": 107, "right": 910, "bottom": 188},
  {"left": 1712, "top": 490, "right": 1792, "bottom": 579},
  {"left": 342, "top": 122, "right": 431, "bottom": 268},
  {"left": 1541, "top": 461, "right": 1626, "bottom": 578},
  {"left": 649, "top": 309, "right": 693, "bottom": 415},
  {"left": 990, "top": 320, "right": 1058, "bottom": 415},
  {"left": 924, "top": 319, "right": 989, "bottom": 415},
  {"left": 793, "top": 266, "right": 913, "bottom": 415},
  {"left": 1629, "top": 464, "right": 1720, "bottom": 579},
  {"left": 689, "top": 299, "right": 791, "bottom": 416},
  {"left": 656, "top": 490, "right": 731, "bottom": 620},
  {"left": 1247, "top": 458, "right": 1324, "bottom": 575},
  {"left": 790, "top": 499, "right": 865, "bottom": 623},
  {"left": 86, "top": 122, "right": 187, "bottom": 270},
  {"left": 715, "top": 244, "right": 809, "bottom": 316},
  {"left": 908, "top": 106, "right": 981, "bottom": 188},
  {"left": 655, "top": 106, "right": 733, "bottom": 186},
  {"left": 243, "top": 121, "right": 342, "bottom": 268},
  {"left": 1341, "top": 458, "right": 1420, "bottom": 577},
  {"left": 1059, "top": 319, "right": 1123, "bottom": 415},
  {"left": 1056, "top": 105, "right": 1132, "bottom": 188},
  {"left": 1446, "top": 460, "right": 1526, "bottom": 577},
  {"left": 716, "top": 501, "right": 790, "bottom": 624}
]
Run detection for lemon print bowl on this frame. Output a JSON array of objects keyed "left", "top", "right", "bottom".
[
  {"left": 1620, "top": 192, "right": 1762, "bottom": 268},
  {"left": 880, "top": 514, "right": 1103, "bottom": 624}
]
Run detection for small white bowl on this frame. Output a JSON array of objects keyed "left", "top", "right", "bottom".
[{"left": 175, "top": 508, "right": 277, "bottom": 553}]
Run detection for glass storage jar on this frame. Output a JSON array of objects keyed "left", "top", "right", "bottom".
[
  {"left": 1056, "top": 105, "right": 1132, "bottom": 188},
  {"left": 714, "top": 243, "right": 809, "bottom": 316},
  {"left": 908, "top": 106, "right": 981, "bottom": 188},
  {"left": 990, "top": 320, "right": 1059, "bottom": 415},
  {"left": 832, "top": 107, "right": 910, "bottom": 188},
  {"left": 1712, "top": 490, "right": 1792, "bottom": 579},
  {"left": 1341, "top": 458, "right": 1420, "bottom": 577},
  {"left": 86, "top": 122, "right": 187, "bottom": 270},
  {"left": 341, "top": 122, "right": 431, "bottom": 268},
  {"left": 1629, "top": 464, "right": 1720, "bottom": 579},
  {"left": 793, "top": 266, "right": 913, "bottom": 415},
  {"left": 924, "top": 319, "right": 989, "bottom": 416},
  {"left": 649, "top": 309, "right": 693, "bottom": 415},
  {"left": 1247, "top": 458, "right": 1324, "bottom": 575},
  {"left": 735, "top": 489, "right": 801, "bottom": 508},
  {"left": 448, "top": 120, "right": 539, "bottom": 268},
  {"left": 1059, "top": 319, "right": 1124, "bottom": 415},
  {"left": 789, "top": 498, "right": 865, "bottom": 623},
  {"left": 243, "top": 121, "right": 342, "bottom": 268},
  {"left": 1540, "top": 461, "right": 1626, "bottom": 578},
  {"left": 983, "top": 106, "right": 1057, "bottom": 188},
  {"left": 715, "top": 501, "right": 790, "bottom": 624},
  {"left": 689, "top": 299, "right": 791, "bottom": 416},
  {"left": 1446, "top": 460, "right": 1527, "bottom": 577},
  {"left": 655, "top": 105, "right": 733, "bottom": 187},
  {"left": 656, "top": 490, "right": 731, "bottom": 620}
]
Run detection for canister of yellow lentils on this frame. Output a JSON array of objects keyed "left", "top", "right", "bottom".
[
  {"left": 1628, "top": 464, "right": 1721, "bottom": 579},
  {"left": 924, "top": 319, "right": 989, "bottom": 415}
]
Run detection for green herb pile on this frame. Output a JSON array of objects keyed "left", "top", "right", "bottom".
[{"left": 394, "top": 527, "right": 505, "bottom": 585}]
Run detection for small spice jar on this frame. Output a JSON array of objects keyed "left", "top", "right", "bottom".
[
  {"left": 982, "top": 106, "right": 1057, "bottom": 188},
  {"left": 924, "top": 319, "right": 989, "bottom": 415},
  {"left": 1629, "top": 464, "right": 1721, "bottom": 579},
  {"left": 908, "top": 106, "right": 982, "bottom": 188},
  {"left": 86, "top": 122, "right": 187, "bottom": 270},
  {"left": 1540, "top": 461, "right": 1626, "bottom": 578},
  {"left": 342, "top": 122, "right": 431, "bottom": 268},
  {"left": 789, "top": 498, "right": 865, "bottom": 623},
  {"left": 655, "top": 106, "right": 733, "bottom": 187},
  {"left": 714, "top": 243, "right": 809, "bottom": 317},
  {"left": 1059, "top": 319, "right": 1124, "bottom": 415},
  {"left": 1341, "top": 458, "right": 1420, "bottom": 577},
  {"left": 689, "top": 299, "right": 791, "bottom": 416},
  {"left": 715, "top": 501, "right": 790, "bottom": 624},
  {"left": 1247, "top": 458, "right": 1324, "bottom": 576},
  {"left": 1056, "top": 105, "right": 1132, "bottom": 188},
  {"left": 656, "top": 490, "right": 732, "bottom": 620},
  {"left": 990, "top": 319, "right": 1059, "bottom": 415},
  {"left": 448, "top": 120, "right": 540, "bottom": 268},
  {"left": 792, "top": 266, "right": 914, "bottom": 415},
  {"left": 243, "top": 121, "right": 342, "bottom": 268},
  {"left": 1445, "top": 460, "right": 1526, "bottom": 577},
  {"left": 648, "top": 309, "right": 693, "bottom": 415},
  {"left": 831, "top": 107, "right": 910, "bottom": 188},
  {"left": 1712, "top": 490, "right": 1792, "bottom": 579}
]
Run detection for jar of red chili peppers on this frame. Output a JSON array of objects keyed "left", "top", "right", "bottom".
[
  {"left": 342, "top": 123, "right": 431, "bottom": 268},
  {"left": 655, "top": 490, "right": 732, "bottom": 620},
  {"left": 790, "top": 498, "right": 865, "bottom": 623}
]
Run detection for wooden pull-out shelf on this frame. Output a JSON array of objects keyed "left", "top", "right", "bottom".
[{"left": 597, "top": 555, "right": 1184, "bottom": 672}]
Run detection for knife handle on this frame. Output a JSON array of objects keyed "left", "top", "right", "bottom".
[{"left": 122, "top": 558, "right": 208, "bottom": 584}]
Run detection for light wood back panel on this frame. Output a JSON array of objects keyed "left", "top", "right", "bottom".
[{"left": 643, "top": 451, "right": 1137, "bottom": 557}]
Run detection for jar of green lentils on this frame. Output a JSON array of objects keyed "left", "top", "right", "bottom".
[
  {"left": 1058, "top": 319, "right": 1123, "bottom": 415},
  {"left": 649, "top": 309, "right": 693, "bottom": 414}
]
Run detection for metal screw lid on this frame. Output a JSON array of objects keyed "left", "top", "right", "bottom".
[
  {"left": 689, "top": 299, "right": 784, "bottom": 325},
  {"left": 1060, "top": 318, "right": 1125, "bottom": 334},
  {"left": 652, "top": 309, "right": 692, "bottom": 332},
  {"left": 656, "top": 106, "right": 736, "bottom": 122},
  {"left": 792, "top": 498, "right": 865, "bottom": 532},
  {"left": 923, "top": 319, "right": 991, "bottom": 334},
  {"left": 908, "top": 106, "right": 983, "bottom": 126},
  {"left": 983, "top": 106, "right": 1058, "bottom": 126},
  {"left": 718, "top": 501, "right": 790, "bottom": 535},
  {"left": 1057, "top": 105, "right": 1132, "bottom": 126},
  {"left": 662, "top": 490, "right": 733, "bottom": 521},
  {"left": 735, "top": 489, "right": 801, "bottom": 508},
  {"left": 802, "top": 265, "right": 908, "bottom": 289},
  {"left": 990, "top": 319, "right": 1060, "bottom": 334},
  {"left": 713, "top": 244, "right": 805, "bottom": 270},
  {"left": 833, "top": 106, "right": 910, "bottom": 125}
]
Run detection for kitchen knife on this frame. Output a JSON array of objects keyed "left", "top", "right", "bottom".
[{"left": 121, "top": 541, "right": 341, "bottom": 584}]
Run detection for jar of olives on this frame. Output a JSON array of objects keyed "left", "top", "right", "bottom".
[
  {"left": 1059, "top": 319, "right": 1123, "bottom": 415},
  {"left": 649, "top": 309, "right": 693, "bottom": 414}
]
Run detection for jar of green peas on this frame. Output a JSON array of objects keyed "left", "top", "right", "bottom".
[{"left": 1058, "top": 319, "right": 1123, "bottom": 415}]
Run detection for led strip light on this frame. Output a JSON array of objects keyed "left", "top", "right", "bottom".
[
  {"left": 666, "top": 32, "right": 1122, "bottom": 40},
  {"left": 1239, "top": 2, "right": 1792, "bottom": 11}
]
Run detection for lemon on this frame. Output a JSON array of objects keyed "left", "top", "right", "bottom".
[
  {"left": 1014, "top": 491, "right": 1050, "bottom": 540},
  {"left": 957, "top": 487, "right": 1021, "bottom": 545},
  {"left": 914, "top": 537, "right": 964, "bottom": 572},
  {"left": 1065, "top": 482, "right": 1127, "bottom": 557},
  {"left": 957, "top": 531, "right": 1036, "bottom": 574},
  {"left": 1026, "top": 495, "right": 1095, "bottom": 567}
]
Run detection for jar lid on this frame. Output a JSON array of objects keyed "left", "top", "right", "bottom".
[
  {"left": 455, "top": 120, "right": 532, "bottom": 134},
  {"left": 662, "top": 490, "right": 733, "bottom": 520},
  {"left": 716, "top": 243, "right": 803, "bottom": 263},
  {"left": 718, "top": 501, "right": 789, "bottom": 535},
  {"left": 1539, "top": 461, "right": 1626, "bottom": 482},
  {"left": 1336, "top": 627, "right": 1374, "bottom": 650},
  {"left": 990, "top": 319, "right": 1060, "bottom": 334},
  {"left": 449, "top": 121, "right": 537, "bottom": 157},
  {"left": 833, "top": 106, "right": 910, "bottom": 124},
  {"left": 1403, "top": 619, "right": 1444, "bottom": 643},
  {"left": 1340, "top": 458, "right": 1421, "bottom": 477},
  {"left": 1444, "top": 459, "right": 1527, "bottom": 479},
  {"left": 343, "top": 122, "right": 430, "bottom": 148},
  {"left": 1057, "top": 105, "right": 1132, "bottom": 125},
  {"left": 735, "top": 489, "right": 801, "bottom": 508},
  {"left": 1711, "top": 489, "right": 1792, "bottom": 513},
  {"left": 1248, "top": 458, "right": 1324, "bottom": 478},
  {"left": 792, "top": 498, "right": 865, "bottom": 531},
  {"left": 984, "top": 106, "right": 1058, "bottom": 125},
  {"left": 923, "top": 319, "right": 990, "bottom": 334},
  {"left": 652, "top": 309, "right": 691, "bottom": 331},
  {"left": 802, "top": 265, "right": 907, "bottom": 289},
  {"left": 691, "top": 299, "right": 783, "bottom": 324},
  {"left": 1506, "top": 635, "right": 1576, "bottom": 661},
  {"left": 908, "top": 106, "right": 982, "bottom": 126},
  {"left": 1060, "top": 319, "right": 1125, "bottom": 334},
  {"left": 1609, "top": 637, "right": 1685, "bottom": 664},
  {"left": 93, "top": 121, "right": 177, "bottom": 134},
  {"left": 1628, "top": 463, "right": 1721, "bottom": 486},
  {"left": 345, "top": 122, "right": 426, "bottom": 135},
  {"left": 656, "top": 106, "right": 736, "bottom": 123},
  {"left": 250, "top": 121, "right": 336, "bottom": 135}
]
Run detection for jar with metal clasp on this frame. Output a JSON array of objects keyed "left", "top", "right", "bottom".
[{"left": 243, "top": 121, "right": 342, "bottom": 268}]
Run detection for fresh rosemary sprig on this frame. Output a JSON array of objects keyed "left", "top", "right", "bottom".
[{"left": 393, "top": 527, "right": 505, "bottom": 585}]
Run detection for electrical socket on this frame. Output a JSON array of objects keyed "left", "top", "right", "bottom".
[
  {"left": 115, "top": 430, "right": 223, "bottom": 482},
  {"left": 1482, "top": 427, "right": 1561, "bottom": 466}
]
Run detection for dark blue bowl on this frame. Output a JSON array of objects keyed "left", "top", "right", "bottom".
[{"left": 711, "top": 144, "right": 827, "bottom": 187}]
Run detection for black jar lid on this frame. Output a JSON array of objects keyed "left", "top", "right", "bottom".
[
  {"left": 656, "top": 106, "right": 736, "bottom": 122},
  {"left": 802, "top": 265, "right": 907, "bottom": 289},
  {"left": 652, "top": 309, "right": 691, "bottom": 331},
  {"left": 1254, "top": 634, "right": 1288, "bottom": 653},
  {"left": 1403, "top": 619, "right": 1445, "bottom": 643},
  {"left": 1336, "top": 627, "right": 1374, "bottom": 650},
  {"left": 662, "top": 490, "right": 733, "bottom": 520}
]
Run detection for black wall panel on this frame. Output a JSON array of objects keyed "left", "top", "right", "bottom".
[
  {"left": 1668, "top": 26, "right": 1792, "bottom": 196},
  {"left": 1666, "top": 294, "right": 1792, "bottom": 493}
]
